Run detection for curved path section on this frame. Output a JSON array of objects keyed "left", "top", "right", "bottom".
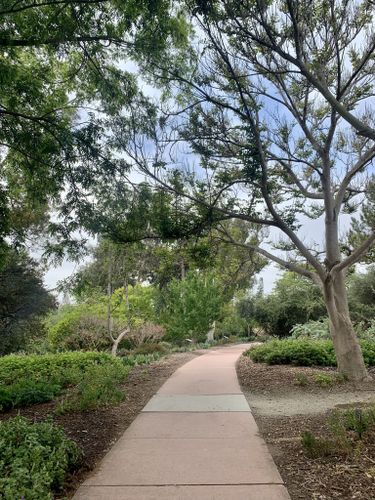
[{"left": 74, "top": 344, "right": 290, "bottom": 499}]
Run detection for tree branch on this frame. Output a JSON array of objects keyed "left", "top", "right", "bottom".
[
  {"left": 335, "top": 145, "right": 375, "bottom": 210},
  {"left": 332, "top": 232, "right": 375, "bottom": 273}
]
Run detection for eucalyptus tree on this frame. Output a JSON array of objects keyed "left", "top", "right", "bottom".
[{"left": 103, "top": 0, "right": 375, "bottom": 380}]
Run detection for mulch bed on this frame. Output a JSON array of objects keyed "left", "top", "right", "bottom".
[
  {"left": 237, "top": 355, "right": 375, "bottom": 500},
  {"left": 0, "top": 352, "right": 196, "bottom": 499}
]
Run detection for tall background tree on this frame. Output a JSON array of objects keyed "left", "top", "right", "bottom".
[{"left": 0, "top": 249, "right": 56, "bottom": 354}]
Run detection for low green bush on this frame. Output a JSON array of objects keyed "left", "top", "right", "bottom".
[
  {"left": 0, "top": 416, "right": 81, "bottom": 499},
  {"left": 56, "top": 363, "right": 129, "bottom": 413},
  {"left": 0, "top": 352, "right": 126, "bottom": 411},
  {"left": 247, "top": 338, "right": 375, "bottom": 367},
  {"left": 0, "top": 381, "right": 62, "bottom": 411},
  {"left": 247, "top": 339, "right": 336, "bottom": 366},
  {"left": 122, "top": 352, "right": 162, "bottom": 366},
  {"left": 0, "top": 351, "right": 119, "bottom": 386}
]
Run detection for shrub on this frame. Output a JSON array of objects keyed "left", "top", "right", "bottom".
[
  {"left": 291, "top": 318, "right": 375, "bottom": 343},
  {"left": 0, "top": 416, "right": 81, "bottom": 499},
  {"left": 301, "top": 430, "right": 349, "bottom": 458},
  {"left": 314, "top": 373, "right": 335, "bottom": 387},
  {"left": 295, "top": 373, "right": 309, "bottom": 386},
  {"left": 127, "top": 323, "right": 166, "bottom": 348},
  {"left": 302, "top": 406, "right": 375, "bottom": 459},
  {"left": 355, "top": 319, "right": 375, "bottom": 342},
  {"left": 247, "top": 339, "right": 336, "bottom": 366},
  {"left": 290, "top": 319, "right": 330, "bottom": 340},
  {"left": 47, "top": 309, "right": 110, "bottom": 351},
  {"left": 122, "top": 352, "right": 162, "bottom": 366},
  {"left": 56, "top": 363, "right": 129, "bottom": 413},
  {"left": 0, "top": 351, "right": 118, "bottom": 386},
  {"left": 251, "top": 272, "right": 326, "bottom": 337},
  {"left": 216, "top": 312, "right": 250, "bottom": 338},
  {"left": 334, "top": 406, "right": 375, "bottom": 439},
  {"left": 246, "top": 338, "right": 375, "bottom": 367},
  {"left": 0, "top": 381, "right": 62, "bottom": 411},
  {"left": 134, "top": 342, "right": 169, "bottom": 355},
  {"left": 0, "top": 352, "right": 125, "bottom": 411},
  {"left": 46, "top": 285, "right": 157, "bottom": 351}
]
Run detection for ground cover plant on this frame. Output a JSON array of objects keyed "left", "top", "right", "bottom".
[
  {"left": 302, "top": 405, "right": 375, "bottom": 458},
  {"left": 247, "top": 339, "right": 375, "bottom": 367},
  {"left": 0, "top": 416, "right": 81, "bottom": 500},
  {"left": 0, "top": 352, "right": 128, "bottom": 412}
]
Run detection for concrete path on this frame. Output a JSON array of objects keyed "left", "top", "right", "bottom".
[{"left": 74, "top": 344, "right": 290, "bottom": 500}]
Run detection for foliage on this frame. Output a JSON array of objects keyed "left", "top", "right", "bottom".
[
  {"left": 302, "top": 405, "right": 375, "bottom": 458},
  {"left": 47, "top": 310, "right": 110, "bottom": 351},
  {"left": 314, "top": 373, "right": 336, "bottom": 387},
  {"left": 97, "top": 0, "right": 375, "bottom": 379},
  {"left": 127, "top": 323, "right": 165, "bottom": 347},
  {"left": 56, "top": 363, "right": 129, "bottom": 413},
  {"left": 0, "top": 249, "right": 55, "bottom": 354},
  {"left": 0, "top": 1, "right": 189, "bottom": 256},
  {"left": 69, "top": 240, "right": 155, "bottom": 300},
  {"left": 295, "top": 373, "right": 309, "bottom": 387},
  {"left": 133, "top": 342, "right": 169, "bottom": 355},
  {"left": 0, "top": 416, "right": 81, "bottom": 499},
  {"left": 356, "top": 320, "right": 375, "bottom": 342},
  {"left": 290, "top": 319, "right": 330, "bottom": 340},
  {"left": 46, "top": 284, "right": 157, "bottom": 350},
  {"left": 251, "top": 273, "right": 326, "bottom": 337},
  {"left": 348, "top": 267, "right": 375, "bottom": 324},
  {"left": 216, "top": 299, "right": 254, "bottom": 338},
  {"left": 0, "top": 351, "right": 125, "bottom": 410},
  {"left": 121, "top": 352, "right": 163, "bottom": 367},
  {"left": 248, "top": 339, "right": 336, "bottom": 367},
  {"left": 301, "top": 430, "right": 348, "bottom": 458},
  {"left": 0, "top": 381, "right": 62, "bottom": 412},
  {"left": 160, "top": 270, "right": 226, "bottom": 342},
  {"left": 247, "top": 339, "right": 375, "bottom": 367}
]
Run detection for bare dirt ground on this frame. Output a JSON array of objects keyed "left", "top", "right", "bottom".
[
  {"left": 0, "top": 352, "right": 197, "bottom": 499},
  {"left": 237, "top": 355, "right": 375, "bottom": 500}
]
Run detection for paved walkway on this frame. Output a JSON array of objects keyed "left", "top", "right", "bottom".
[{"left": 74, "top": 344, "right": 290, "bottom": 499}]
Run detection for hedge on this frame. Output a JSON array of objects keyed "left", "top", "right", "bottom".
[{"left": 246, "top": 338, "right": 375, "bottom": 366}]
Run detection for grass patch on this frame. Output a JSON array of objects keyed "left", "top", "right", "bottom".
[{"left": 0, "top": 416, "right": 81, "bottom": 499}]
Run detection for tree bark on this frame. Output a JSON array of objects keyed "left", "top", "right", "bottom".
[
  {"left": 107, "top": 248, "right": 114, "bottom": 343},
  {"left": 111, "top": 328, "right": 130, "bottom": 356},
  {"left": 323, "top": 271, "right": 369, "bottom": 382}
]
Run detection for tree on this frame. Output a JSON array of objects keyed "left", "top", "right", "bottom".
[
  {"left": 0, "top": 1, "right": 188, "bottom": 260},
  {"left": 249, "top": 272, "right": 326, "bottom": 337},
  {"left": 47, "top": 283, "right": 158, "bottom": 352},
  {"left": 0, "top": 249, "right": 56, "bottom": 354},
  {"left": 160, "top": 270, "right": 225, "bottom": 342},
  {"left": 348, "top": 267, "right": 375, "bottom": 325},
  {"left": 99, "top": 0, "right": 375, "bottom": 380}
]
